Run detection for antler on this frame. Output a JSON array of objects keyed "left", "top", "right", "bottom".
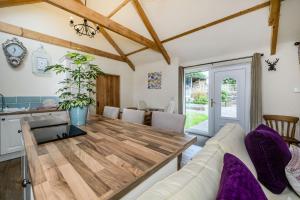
[
  {"left": 265, "top": 59, "right": 272, "bottom": 66},
  {"left": 274, "top": 58, "right": 279, "bottom": 65}
]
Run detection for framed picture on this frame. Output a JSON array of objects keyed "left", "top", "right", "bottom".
[
  {"left": 32, "top": 45, "right": 51, "bottom": 76},
  {"left": 148, "top": 72, "right": 162, "bottom": 89}
]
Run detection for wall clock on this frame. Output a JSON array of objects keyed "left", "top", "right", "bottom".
[{"left": 2, "top": 37, "right": 27, "bottom": 67}]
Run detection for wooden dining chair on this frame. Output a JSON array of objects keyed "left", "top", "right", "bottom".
[{"left": 263, "top": 115, "right": 300, "bottom": 146}]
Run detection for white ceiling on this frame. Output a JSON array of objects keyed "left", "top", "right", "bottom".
[{"left": 1, "top": 0, "right": 299, "bottom": 66}]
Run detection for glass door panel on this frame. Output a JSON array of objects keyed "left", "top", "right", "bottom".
[{"left": 184, "top": 70, "right": 209, "bottom": 136}]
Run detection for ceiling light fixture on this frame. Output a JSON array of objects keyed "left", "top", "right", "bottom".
[{"left": 69, "top": 0, "right": 100, "bottom": 38}]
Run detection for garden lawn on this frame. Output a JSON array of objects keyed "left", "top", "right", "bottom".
[{"left": 185, "top": 110, "right": 208, "bottom": 129}]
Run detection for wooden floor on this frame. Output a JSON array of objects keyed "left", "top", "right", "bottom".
[
  {"left": 0, "top": 158, "right": 22, "bottom": 200},
  {"left": 0, "top": 145, "right": 201, "bottom": 200}
]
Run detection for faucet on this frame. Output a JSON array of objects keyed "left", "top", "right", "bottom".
[{"left": 0, "top": 93, "right": 5, "bottom": 112}]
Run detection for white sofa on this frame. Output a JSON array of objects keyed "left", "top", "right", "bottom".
[{"left": 138, "top": 123, "right": 300, "bottom": 200}]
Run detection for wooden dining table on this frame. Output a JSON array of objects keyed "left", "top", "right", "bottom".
[{"left": 22, "top": 115, "right": 196, "bottom": 200}]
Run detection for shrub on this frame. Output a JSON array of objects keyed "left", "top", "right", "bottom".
[
  {"left": 193, "top": 95, "right": 208, "bottom": 105},
  {"left": 191, "top": 91, "right": 207, "bottom": 99}
]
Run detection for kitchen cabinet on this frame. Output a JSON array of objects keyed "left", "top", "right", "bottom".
[
  {"left": 0, "top": 111, "right": 68, "bottom": 161},
  {"left": 0, "top": 115, "right": 24, "bottom": 155}
]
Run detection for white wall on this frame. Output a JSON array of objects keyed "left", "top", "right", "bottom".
[
  {"left": 0, "top": 4, "right": 134, "bottom": 110},
  {"left": 133, "top": 58, "right": 179, "bottom": 112}
]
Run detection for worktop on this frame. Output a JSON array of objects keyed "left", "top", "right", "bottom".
[
  {"left": 0, "top": 108, "right": 63, "bottom": 116},
  {"left": 22, "top": 116, "right": 196, "bottom": 200}
]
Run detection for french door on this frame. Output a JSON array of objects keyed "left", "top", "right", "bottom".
[
  {"left": 184, "top": 63, "right": 250, "bottom": 136},
  {"left": 212, "top": 65, "right": 250, "bottom": 133}
]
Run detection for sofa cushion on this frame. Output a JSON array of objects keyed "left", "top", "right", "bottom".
[
  {"left": 138, "top": 124, "right": 300, "bottom": 200},
  {"left": 256, "top": 123, "right": 279, "bottom": 134},
  {"left": 285, "top": 145, "right": 300, "bottom": 196},
  {"left": 216, "top": 153, "right": 267, "bottom": 200},
  {"left": 245, "top": 127, "right": 291, "bottom": 194},
  {"left": 206, "top": 123, "right": 257, "bottom": 176},
  {"left": 137, "top": 142, "right": 224, "bottom": 200}
]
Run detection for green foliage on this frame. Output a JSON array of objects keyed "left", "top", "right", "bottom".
[
  {"left": 186, "top": 72, "right": 207, "bottom": 80},
  {"left": 223, "top": 78, "right": 236, "bottom": 84},
  {"left": 185, "top": 111, "right": 208, "bottom": 129},
  {"left": 193, "top": 95, "right": 208, "bottom": 105},
  {"left": 45, "top": 52, "right": 104, "bottom": 110},
  {"left": 221, "top": 90, "right": 229, "bottom": 103}
]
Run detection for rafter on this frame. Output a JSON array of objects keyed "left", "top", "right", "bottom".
[
  {"left": 100, "top": 27, "right": 135, "bottom": 71},
  {"left": 0, "top": 0, "right": 85, "bottom": 7},
  {"left": 43, "top": 0, "right": 159, "bottom": 52},
  {"left": 0, "top": 21, "right": 125, "bottom": 62},
  {"left": 269, "top": 0, "right": 281, "bottom": 55},
  {"left": 0, "top": 0, "right": 41, "bottom": 8},
  {"left": 107, "top": 0, "right": 132, "bottom": 19},
  {"left": 132, "top": 0, "right": 170, "bottom": 64},
  {"left": 126, "top": 1, "right": 271, "bottom": 56}
]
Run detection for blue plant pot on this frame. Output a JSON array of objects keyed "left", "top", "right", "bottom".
[{"left": 69, "top": 106, "right": 88, "bottom": 126}]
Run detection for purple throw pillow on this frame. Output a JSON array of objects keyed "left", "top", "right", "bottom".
[
  {"left": 216, "top": 153, "right": 267, "bottom": 200},
  {"left": 256, "top": 123, "right": 279, "bottom": 135},
  {"left": 245, "top": 124, "right": 291, "bottom": 194}
]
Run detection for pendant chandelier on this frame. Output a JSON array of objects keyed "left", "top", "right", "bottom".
[{"left": 69, "top": 0, "right": 100, "bottom": 38}]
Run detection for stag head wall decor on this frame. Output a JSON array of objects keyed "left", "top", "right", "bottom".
[{"left": 265, "top": 58, "right": 279, "bottom": 71}]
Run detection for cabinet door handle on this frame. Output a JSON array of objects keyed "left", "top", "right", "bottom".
[
  {"left": 22, "top": 179, "right": 31, "bottom": 187},
  {"left": 1, "top": 118, "right": 5, "bottom": 121},
  {"left": 18, "top": 130, "right": 22, "bottom": 133}
]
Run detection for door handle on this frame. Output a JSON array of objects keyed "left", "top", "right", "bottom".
[
  {"left": 210, "top": 98, "right": 215, "bottom": 107},
  {"left": 18, "top": 130, "right": 22, "bottom": 133}
]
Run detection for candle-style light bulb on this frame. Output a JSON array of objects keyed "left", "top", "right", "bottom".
[{"left": 69, "top": 16, "right": 74, "bottom": 26}]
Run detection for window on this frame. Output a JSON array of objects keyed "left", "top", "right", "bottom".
[{"left": 221, "top": 78, "right": 237, "bottom": 118}]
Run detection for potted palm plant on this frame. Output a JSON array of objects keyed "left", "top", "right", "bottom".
[{"left": 45, "top": 52, "right": 103, "bottom": 125}]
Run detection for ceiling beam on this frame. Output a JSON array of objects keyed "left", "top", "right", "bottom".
[
  {"left": 126, "top": 1, "right": 271, "bottom": 56},
  {"left": 107, "top": 0, "right": 132, "bottom": 19},
  {"left": 43, "top": 0, "right": 159, "bottom": 52},
  {"left": 132, "top": 0, "right": 170, "bottom": 64},
  {"left": 0, "top": 21, "right": 125, "bottom": 62},
  {"left": 100, "top": 27, "right": 135, "bottom": 71},
  {"left": 269, "top": 0, "right": 281, "bottom": 55},
  {"left": 0, "top": 0, "right": 41, "bottom": 8},
  {"left": 0, "top": 0, "right": 84, "bottom": 8}
]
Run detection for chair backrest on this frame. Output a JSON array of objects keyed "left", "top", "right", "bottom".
[
  {"left": 165, "top": 100, "right": 176, "bottom": 114},
  {"left": 138, "top": 100, "right": 147, "bottom": 110},
  {"left": 263, "top": 115, "right": 299, "bottom": 139},
  {"left": 122, "top": 108, "right": 145, "bottom": 124},
  {"left": 103, "top": 106, "right": 120, "bottom": 119},
  {"left": 152, "top": 111, "right": 186, "bottom": 134}
]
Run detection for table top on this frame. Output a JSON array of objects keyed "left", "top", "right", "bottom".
[{"left": 22, "top": 116, "right": 196, "bottom": 200}]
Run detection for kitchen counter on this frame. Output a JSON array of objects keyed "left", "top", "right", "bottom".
[
  {"left": 22, "top": 116, "right": 196, "bottom": 200},
  {"left": 0, "top": 108, "right": 63, "bottom": 116}
]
